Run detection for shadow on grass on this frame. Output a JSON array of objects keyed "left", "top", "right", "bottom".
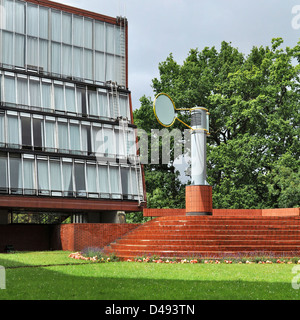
[{"left": 0, "top": 254, "right": 300, "bottom": 300}]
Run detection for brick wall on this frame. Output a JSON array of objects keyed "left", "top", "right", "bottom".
[
  {"left": 54, "top": 223, "right": 141, "bottom": 252},
  {"left": 0, "top": 223, "right": 141, "bottom": 253}
]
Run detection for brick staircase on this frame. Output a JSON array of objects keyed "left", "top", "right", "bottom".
[{"left": 104, "top": 215, "right": 300, "bottom": 259}]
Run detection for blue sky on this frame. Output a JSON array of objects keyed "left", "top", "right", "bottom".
[{"left": 53, "top": 0, "right": 300, "bottom": 109}]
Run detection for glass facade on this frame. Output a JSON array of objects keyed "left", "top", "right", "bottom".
[{"left": 0, "top": 0, "right": 145, "bottom": 205}]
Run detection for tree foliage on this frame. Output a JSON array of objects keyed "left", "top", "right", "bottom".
[{"left": 134, "top": 38, "right": 300, "bottom": 210}]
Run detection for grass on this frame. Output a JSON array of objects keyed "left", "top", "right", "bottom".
[{"left": 0, "top": 251, "right": 300, "bottom": 300}]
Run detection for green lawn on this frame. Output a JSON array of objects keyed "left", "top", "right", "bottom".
[{"left": 0, "top": 251, "right": 299, "bottom": 300}]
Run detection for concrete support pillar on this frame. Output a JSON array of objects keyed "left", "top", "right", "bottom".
[{"left": 186, "top": 185, "right": 213, "bottom": 216}]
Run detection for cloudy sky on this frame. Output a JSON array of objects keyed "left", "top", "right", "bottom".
[{"left": 53, "top": 0, "right": 300, "bottom": 109}]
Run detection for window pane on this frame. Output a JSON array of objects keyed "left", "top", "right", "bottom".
[
  {"left": 106, "top": 54, "right": 114, "bottom": 82},
  {"left": 42, "top": 82, "right": 52, "bottom": 109},
  {"left": 88, "top": 90, "right": 98, "bottom": 116},
  {"left": 131, "top": 168, "right": 138, "bottom": 195},
  {"left": 0, "top": 157, "right": 8, "bottom": 189},
  {"left": 3, "top": 0, "right": 14, "bottom": 31},
  {"left": 51, "top": 11, "right": 61, "bottom": 42},
  {"left": 29, "top": 80, "right": 41, "bottom": 107},
  {"left": 39, "top": 7, "right": 49, "bottom": 39},
  {"left": 69, "top": 124, "right": 80, "bottom": 152},
  {"left": 87, "top": 165, "right": 97, "bottom": 193},
  {"left": 95, "top": 51, "right": 105, "bottom": 82},
  {"left": 2, "top": 31, "right": 13, "bottom": 65},
  {"left": 121, "top": 167, "right": 131, "bottom": 197},
  {"left": 39, "top": 39, "right": 48, "bottom": 72},
  {"left": 62, "top": 162, "right": 73, "bottom": 194},
  {"left": 27, "top": 5, "right": 39, "bottom": 37},
  {"left": 62, "top": 45, "right": 72, "bottom": 76},
  {"left": 58, "top": 123, "right": 69, "bottom": 151},
  {"left": 84, "top": 19, "right": 93, "bottom": 49},
  {"left": 54, "top": 85, "right": 64, "bottom": 111},
  {"left": 27, "top": 37, "right": 39, "bottom": 67},
  {"left": 15, "top": 34, "right": 25, "bottom": 67},
  {"left": 119, "top": 95, "right": 129, "bottom": 119},
  {"left": 37, "top": 160, "right": 49, "bottom": 191},
  {"left": 0, "top": 114, "right": 5, "bottom": 145},
  {"left": 23, "top": 159, "right": 35, "bottom": 190},
  {"left": 4, "top": 76, "right": 16, "bottom": 104},
  {"left": 81, "top": 126, "right": 91, "bottom": 154},
  {"left": 106, "top": 24, "right": 114, "bottom": 54},
  {"left": 51, "top": 42, "right": 61, "bottom": 74},
  {"left": 98, "top": 165, "right": 109, "bottom": 194},
  {"left": 73, "top": 16, "right": 83, "bottom": 47},
  {"left": 103, "top": 128, "right": 115, "bottom": 156},
  {"left": 21, "top": 117, "right": 31, "bottom": 146},
  {"left": 65, "top": 86, "right": 76, "bottom": 113},
  {"left": 7, "top": 116, "right": 19, "bottom": 146},
  {"left": 45, "top": 121, "right": 55, "bottom": 150},
  {"left": 73, "top": 47, "right": 83, "bottom": 78},
  {"left": 95, "top": 22, "right": 105, "bottom": 51},
  {"left": 98, "top": 92, "right": 109, "bottom": 118},
  {"left": 33, "top": 118, "right": 43, "bottom": 148},
  {"left": 15, "top": 2, "right": 25, "bottom": 34},
  {"left": 74, "top": 163, "right": 86, "bottom": 194},
  {"left": 110, "top": 166, "right": 120, "bottom": 196},
  {"left": 9, "top": 157, "right": 22, "bottom": 191},
  {"left": 84, "top": 49, "right": 93, "bottom": 80},
  {"left": 62, "top": 13, "right": 72, "bottom": 44},
  {"left": 17, "top": 78, "right": 28, "bottom": 105},
  {"left": 50, "top": 162, "right": 62, "bottom": 191}
]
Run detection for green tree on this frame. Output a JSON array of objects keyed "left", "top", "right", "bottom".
[{"left": 135, "top": 38, "right": 299, "bottom": 210}]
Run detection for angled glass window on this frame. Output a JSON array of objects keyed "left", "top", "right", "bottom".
[
  {"left": 4, "top": 76, "right": 16, "bottom": 104},
  {"left": 0, "top": 156, "right": 8, "bottom": 189},
  {"left": 9, "top": 156, "right": 22, "bottom": 193},
  {"left": 93, "top": 126, "right": 103, "bottom": 155},
  {"left": 76, "top": 87, "right": 87, "bottom": 115},
  {"left": 103, "top": 128, "right": 115, "bottom": 156},
  {"left": 17, "top": 78, "right": 28, "bottom": 106}
]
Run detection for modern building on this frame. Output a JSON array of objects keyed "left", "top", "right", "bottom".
[{"left": 0, "top": 0, "right": 146, "bottom": 225}]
